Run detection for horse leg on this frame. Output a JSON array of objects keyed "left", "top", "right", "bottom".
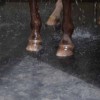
[
  {"left": 26, "top": 0, "right": 42, "bottom": 52},
  {"left": 46, "top": 0, "right": 63, "bottom": 26},
  {"left": 56, "top": 0, "right": 74, "bottom": 57}
]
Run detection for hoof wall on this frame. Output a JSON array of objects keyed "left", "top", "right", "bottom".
[
  {"left": 46, "top": 16, "right": 59, "bottom": 26},
  {"left": 56, "top": 49, "right": 74, "bottom": 57},
  {"left": 26, "top": 45, "right": 42, "bottom": 52},
  {"left": 56, "top": 44, "right": 74, "bottom": 57},
  {"left": 26, "top": 40, "right": 42, "bottom": 52}
]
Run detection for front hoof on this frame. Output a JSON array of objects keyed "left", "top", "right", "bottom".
[
  {"left": 26, "top": 40, "right": 42, "bottom": 52},
  {"left": 56, "top": 44, "right": 74, "bottom": 57},
  {"left": 46, "top": 16, "right": 59, "bottom": 26}
]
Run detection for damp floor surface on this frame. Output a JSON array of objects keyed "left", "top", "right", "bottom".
[{"left": 0, "top": 2, "right": 100, "bottom": 100}]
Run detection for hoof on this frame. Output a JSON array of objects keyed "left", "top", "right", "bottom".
[
  {"left": 56, "top": 44, "right": 74, "bottom": 57},
  {"left": 46, "top": 16, "right": 59, "bottom": 26},
  {"left": 26, "top": 39, "right": 42, "bottom": 52}
]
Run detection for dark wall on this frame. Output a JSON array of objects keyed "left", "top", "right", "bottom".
[
  {"left": 0, "top": 0, "right": 99, "bottom": 2},
  {"left": 5, "top": 0, "right": 27, "bottom": 2}
]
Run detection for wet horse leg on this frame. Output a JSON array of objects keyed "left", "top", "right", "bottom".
[
  {"left": 56, "top": 0, "right": 74, "bottom": 57},
  {"left": 26, "top": 0, "right": 42, "bottom": 52},
  {"left": 46, "top": 0, "right": 63, "bottom": 26}
]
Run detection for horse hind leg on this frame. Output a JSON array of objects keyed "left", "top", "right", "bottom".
[
  {"left": 46, "top": 0, "right": 63, "bottom": 26},
  {"left": 26, "top": 0, "right": 42, "bottom": 52}
]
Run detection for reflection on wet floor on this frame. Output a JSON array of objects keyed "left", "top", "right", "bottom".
[{"left": 0, "top": 2, "right": 100, "bottom": 100}]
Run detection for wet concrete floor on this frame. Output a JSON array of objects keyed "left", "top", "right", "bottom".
[{"left": 0, "top": 2, "right": 100, "bottom": 100}]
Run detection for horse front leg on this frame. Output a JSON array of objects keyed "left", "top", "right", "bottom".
[
  {"left": 26, "top": 0, "right": 42, "bottom": 52},
  {"left": 56, "top": 0, "right": 74, "bottom": 57},
  {"left": 46, "top": 0, "right": 63, "bottom": 26}
]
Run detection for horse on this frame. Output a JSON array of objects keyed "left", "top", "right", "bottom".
[{"left": 26, "top": 0, "right": 74, "bottom": 57}]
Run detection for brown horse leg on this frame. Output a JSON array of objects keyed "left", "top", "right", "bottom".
[
  {"left": 56, "top": 0, "right": 74, "bottom": 57},
  {"left": 26, "top": 0, "right": 42, "bottom": 52},
  {"left": 46, "top": 0, "right": 63, "bottom": 26}
]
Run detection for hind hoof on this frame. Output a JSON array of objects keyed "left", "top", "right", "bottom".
[{"left": 46, "top": 16, "right": 60, "bottom": 26}]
